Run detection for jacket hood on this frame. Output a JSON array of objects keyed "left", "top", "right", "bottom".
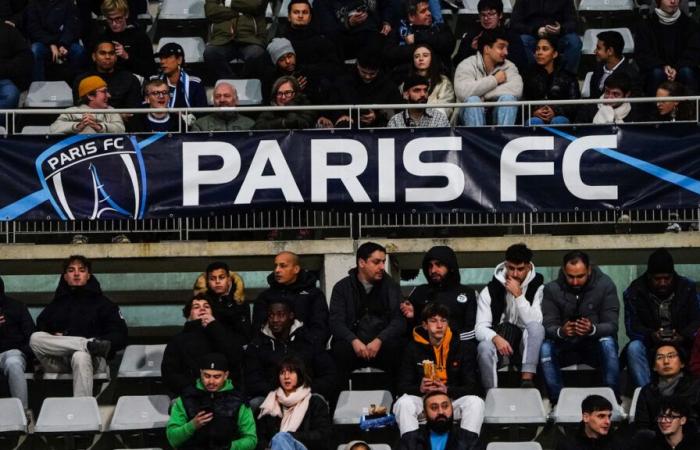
[
  {"left": 422, "top": 246, "right": 460, "bottom": 287},
  {"left": 193, "top": 270, "right": 246, "bottom": 304},
  {"left": 195, "top": 378, "right": 234, "bottom": 392},
  {"left": 54, "top": 274, "right": 103, "bottom": 299},
  {"left": 412, "top": 325, "right": 431, "bottom": 345},
  {"left": 556, "top": 265, "right": 602, "bottom": 293},
  {"left": 493, "top": 261, "right": 538, "bottom": 288},
  {"left": 265, "top": 269, "right": 318, "bottom": 291},
  {"left": 261, "top": 319, "right": 304, "bottom": 341}
]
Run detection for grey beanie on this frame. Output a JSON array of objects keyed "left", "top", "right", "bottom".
[{"left": 267, "top": 38, "right": 295, "bottom": 64}]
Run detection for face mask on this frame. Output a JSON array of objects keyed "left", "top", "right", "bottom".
[{"left": 426, "top": 415, "right": 452, "bottom": 434}]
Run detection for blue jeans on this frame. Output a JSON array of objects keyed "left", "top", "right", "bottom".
[
  {"left": 626, "top": 339, "right": 651, "bottom": 388},
  {"left": 31, "top": 42, "right": 86, "bottom": 81},
  {"left": 270, "top": 432, "right": 308, "bottom": 450},
  {"left": 461, "top": 94, "right": 518, "bottom": 126},
  {"left": 0, "top": 349, "right": 28, "bottom": 409},
  {"left": 529, "top": 116, "right": 570, "bottom": 125},
  {"left": 645, "top": 66, "right": 699, "bottom": 96},
  {"left": 539, "top": 336, "right": 620, "bottom": 404},
  {"left": 0, "top": 79, "right": 20, "bottom": 128},
  {"left": 521, "top": 33, "right": 582, "bottom": 74}
]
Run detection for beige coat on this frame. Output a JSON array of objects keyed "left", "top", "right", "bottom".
[{"left": 49, "top": 104, "right": 126, "bottom": 135}]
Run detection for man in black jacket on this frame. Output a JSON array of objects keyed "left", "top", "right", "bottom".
[
  {"left": 624, "top": 248, "right": 700, "bottom": 389},
  {"left": 403, "top": 246, "right": 477, "bottom": 343},
  {"left": 394, "top": 303, "right": 483, "bottom": 436},
  {"left": 0, "top": 0, "right": 26, "bottom": 28},
  {"left": 0, "top": 22, "right": 32, "bottom": 127},
  {"left": 398, "top": 391, "right": 481, "bottom": 450},
  {"left": 253, "top": 251, "right": 329, "bottom": 344},
  {"left": 245, "top": 298, "right": 336, "bottom": 403},
  {"left": 0, "top": 275, "right": 34, "bottom": 414},
  {"left": 555, "top": 395, "right": 623, "bottom": 450},
  {"left": 329, "top": 241, "right": 405, "bottom": 390},
  {"left": 29, "top": 255, "right": 127, "bottom": 397},
  {"left": 636, "top": 397, "right": 698, "bottom": 450},
  {"left": 589, "top": 30, "right": 641, "bottom": 99},
  {"left": 161, "top": 295, "right": 243, "bottom": 397}
]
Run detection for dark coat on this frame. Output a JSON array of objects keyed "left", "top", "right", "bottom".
[
  {"left": 277, "top": 23, "right": 341, "bottom": 77},
  {"left": 253, "top": 270, "right": 330, "bottom": 344},
  {"left": 624, "top": 274, "right": 700, "bottom": 348},
  {"left": 384, "top": 21, "right": 455, "bottom": 71},
  {"left": 127, "top": 113, "right": 181, "bottom": 133},
  {"left": 202, "top": 289, "right": 251, "bottom": 352},
  {"left": 161, "top": 319, "right": 243, "bottom": 397},
  {"left": 25, "top": 0, "right": 81, "bottom": 47},
  {"left": 589, "top": 57, "right": 642, "bottom": 99},
  {"left": 96, "top": 24, "right": 157, "bottom": 78},
  {"left": 36, "top": 275, "right": 127, "bottom": 356},
  {"left": 408, "top": 246, "right": 478, "bottom": 341},
  {"left": 0, "top": 276, "right": 34, "bottom": 357},
  {"left": 254, "top": 93, "right": 317, "bottom": 130},
  {"left": 327, "top": 67, "right": 402, "bottom": 126},
  {"left": 316, "top": 0, "right": 392, "bottom": 37},
  {"left": 256, "top": 393, "right": 332, "bottom": 450},
  {"left": 524, "top": 64, "right": 580, "bottom": 121},
  {"left": 398, "top": 425, "right": 481, "bottom": 450},
  {"left": 555, "top": 424, "right": 626, "bottom": 450},
  {"left": 636, "top": 431, "right": 698, "bottom": 450},
  {"left": 0, "top": 0, "right": 26, "bottom": 28},
  {"left": 510, "top": 0, "right": 578, "bottom": 36},
  {"left": 0, "top": 22, "right": 33, "bottom": 90},
  {"left": 243, "top": 322, "right": 336, "bottom": 399},
  {"left": 634, "top": 12, "right": 700, "bottom": 73},
  {"left": 329, "top": 268, "right": 405, "bottom": 345},
  {"left": 73, "top": 69, "right": 142, "bottom": 108},
  {"left": 397, "top": 326, "right": 480, "bottom": 398},
  {"left": 634, "top": 374, "right": 700, "bottom": 432}
]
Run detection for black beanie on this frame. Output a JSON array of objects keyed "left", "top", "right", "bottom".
[
  {"left": 647, "top": 248, "right": 675, "bottom": 275},
  {"left": 199, "top": 353, "right": 229, "bottom": 371}
]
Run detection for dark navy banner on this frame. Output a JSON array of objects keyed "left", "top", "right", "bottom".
[{"left": 1, "top": 125, "right": 699, "bottom": 220}]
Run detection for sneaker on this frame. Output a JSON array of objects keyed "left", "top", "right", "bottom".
[
  {"left": 111, "top": 234, "right": 130, "bottom": 243},
  {"left": 87, "top": 339, "right": 111, "bottom": 358},
  {"left": 71, "top": 234, "right": 88, "bottom": 244}
]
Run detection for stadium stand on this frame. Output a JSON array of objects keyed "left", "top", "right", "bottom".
[{"left": 550, "top": 387, "right": 625, "bottom": 423}]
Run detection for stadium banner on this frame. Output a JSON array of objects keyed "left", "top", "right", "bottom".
[{"left": 1, "top": 124, "right": 699, "bottom": 220}]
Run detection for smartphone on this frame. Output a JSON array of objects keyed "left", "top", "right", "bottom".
[{"left": 659, "top": 328, "right": 674, "bottom": 340}]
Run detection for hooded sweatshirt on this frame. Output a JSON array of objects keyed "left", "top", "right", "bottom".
[
  {"left": 0, "top": 276, "right": 35, "bottom": 357},
  {"left": 475, "top": 262, "right": 544, "bottom": 343}
]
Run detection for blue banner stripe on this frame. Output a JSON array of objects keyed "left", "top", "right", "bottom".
[
  {"left": 544, "top": 127, "right": 700, "bottom": 196},
  {"left": 0, "top": 189, "right": 50, "bottom": 220}
]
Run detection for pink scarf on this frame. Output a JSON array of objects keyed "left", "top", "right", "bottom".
[{"left": 257, "top": 386, "right": 311, "bottom": 432}]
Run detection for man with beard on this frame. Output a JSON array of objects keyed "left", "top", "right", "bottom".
[
  {"left": 29, "top": 255, "right": 127, "bottom": 397},
  {"left": 540, "top": 250, "right": 620, "bottom": 406},
  {"left": 191, "top": 82, "right": 255, "bottom": 132},
  {"left": 475, "top": 243, "right": 545, "bottom": 390},
  {"left": 261, "top": 38, "right": 323, "bottom": 105},
  {"left": 252, "top": 251, "right": 329, "bottom": 344},
  {"left": 329, "top": 242, "right": 405, "bottom": 389},
  {"left": 129, "top": 79, "right": 180, "bottom": 132},
  {"left": 624, "top": 248, "right": 700, "bottom": 389},
  {"left": 555, "top": 395, "right": 622, "bottom": 450},
  {"left": 402, "top": 246, "right": 478, "bottom": 342},
  {"left": 388, "top": 75, "right": 449, "bottom": 128},
  {"left": 398, "top": 391, "right": 482, "bottom": 450},
  {"left": 394, "top": 304, "right": 483, "bottom": 438}
]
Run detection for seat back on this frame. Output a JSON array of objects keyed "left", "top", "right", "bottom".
[
  {"left": 109, "top": 395, "right": 171, "bottom": 431},
  {"left": 484, "top": 388, "right": 547, "bottom": 424},
  {"left": 35, "top": 397, "right": 102, "bottom": 433}
]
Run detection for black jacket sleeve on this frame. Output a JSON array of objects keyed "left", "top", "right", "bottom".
[
  {"left": 205, "top": 319, "right": 243, "bottom": 374},
  {"left": 18, "top": 303, "right": 35, "bottom": 357},
  {"left": 57, "top": 1, "right": 81, "bottom": 47},
  {"left": 243, "top": 341, "right": 272, "bottom": 397},
  {"left": 291, "top": 395, "right": 333, "bottom": 450},
  {"left": 124, "top": 30, "right": 157, "bottom": 77},
  {"left": 634, "top": 20, "right": 664, "bottom": 72},
  {"left": 397, "top": 344, "right": 421, "bottom": 396},
  {"left": 377, "top": 280, "right": 406, "bottom": 343},
  {"left": 309, "top": 345, "right": 337, "bottom": 400},
  {"left": 446, "top": 340, "right": 480, "bottom": 399},
  {"left": 161, "top": 338, "right": 191, "bottom": 396},
  {"left": 329, "top": 278, "right": 357, "bottom": 344},
  {"left": 306, "top": 289, "right": 330, "bottom": 344},
  {"left": 0, "top": 26, "right": 32, "bottom": 88},
  {"left": 97, "top": 300, "right": 128, "bottom": 354}
]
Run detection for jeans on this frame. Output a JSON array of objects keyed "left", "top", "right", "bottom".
[
  {"left": 461, "top": 94, "right": 518, "bottom": 126},
  {"left": 270, "top": 432, "right": 308, "bottom": 450},
  {"left": 31, "top": 42, "right": 86, "bottom": 81},
  {"left": 203, "top": 42, "right": 266, "bottom": 80},
  {"left": 521, "top": 33, "right": 582, "bottom": 74},
  {"left": 645, "top": 66, "right": 699, "bottom": 96},
  {"left": 626, "top": 339, "right": 651, "bottom": 388},
  {"left": 539, "top": 336, "right": 620, "bottom": 404},
  {"left": 0, "top": 79, "right": 20, "bottom": 128},
  {"left": 0, "top": 349, "right": 28, "bottom": 409}
]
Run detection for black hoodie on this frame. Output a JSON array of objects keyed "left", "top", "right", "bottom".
[
  {"left": 0, "top": 276, "right": 35, "bottom": 357},
  {"left": 36, "top": 275, "right": 127, "bottom": 357},
  {"left": 408, "top": 246, "right": 478, "bottom": 341},
  {"left": 253, "top": 270, "right": 330, "bottom": 344}
]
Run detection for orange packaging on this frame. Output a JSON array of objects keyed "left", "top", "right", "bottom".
[{"left": 422, "top": 360, "right": 436, "bottom": 380}]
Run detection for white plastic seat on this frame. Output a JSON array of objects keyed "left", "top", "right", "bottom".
[
  {"left": 484, "top": 388, "right": 547, "bottom": 424},
  {"left": 486, "top": 443, "right": 543, "bottom": 450},
  {"left": 157, "top": 37, "right": 206, "bottom": 64},
  {"left": 0, "top": 398, "right": 27, "bottom": 433},
  {"left": 21, "top": 126, "right": 51, "bottom": 135},
  {"left": 109, "top": 395, "right": 170, "bottom": 431},
  {"left": 333, "top": 390, "right": 392, "bottom": 425},
  {"left": 628, "top": 386, "right": 641, "bottom": 423},
  {"left": 578, "top": 0, "right": 634, "bottom": 12},
  {"left": 25, "top": 81, "right": 73, "bottom": 108},
  {"left": 581, "top": 72, "right": 594, "bottom": 98},
  {"left": 159, "top": 0, "right": 205, "bottom": 20},
  {"left": 216, "top": 79, "right": 263, "bottom": 106},
  {"left": 460, "top": 0, "right": 513, "bottom": 14},
  {"left": 560, "top": 363, "right": 596, "bottom": 371},
  {"left": 552, "top": 387, "right": 625, "bottom": 423},
  {"left": 35, "top": 397, "right": 102, "bottom": 433},
  {"left": 0, "top": 126, "right": 6, "bottom": 134},
  {"left": 118, "top": 344, "right": 166, "bottom": 378},
  {"left": 582, "top": 28, "right": 635, "bottom": 55},
  {"left": 338, "top": 445, "right": 391, "bottom": 450}
]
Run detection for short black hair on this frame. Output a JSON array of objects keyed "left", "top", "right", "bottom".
[
  {"left": 357, "top": 242, "right": 386, "bottom": 264},
  {"left": 581, "top": 395, "right": 612, "bottom": 414},
  {"left": 421, "top": 303, "right": 450, "bottom": 322},
  {"left": 276, "top": 355, "right": 312, "bottom": 389},
  {"left": 423, "top": 390, "right": 451, "bottom": 409},
  {"left": 657, "top": 397, "right": 690, "bottom": 419},
  {"left": 287, "top": 0, "right": 311, "bottom": 14},
  {"left": 563, "top": 250, "right": 590, "bottom": 268},
  {"left": 206, "top": 261, "right": 230, "bottom": 277},
  {"left": 357, "top": 50, "right": 382, "bottom": 71},
  {"left": 63, "top": 255, "right": 92, "bottom": 274},
  {"left": 266, "top": 296, "right": 295, "bottom": 314},
  {"left": 597, "top": 30, "right": 624, "bottom": 58},
  {"left": 406, "top": 0, "right": 429, "bottom": 16},
  {"left": 478, "top": 0, "right": 503, "bottom": 15},
  {"left": 505, "top": 243, "right": 533, "bottom": 264},
  {"left": 477, "top": 28, "right": 508, "bottom": 55},
  {"left": 604, "top": 72, "right": 632, "bottom": 95},
  {"left": 92, "top": 39, "right": 115, "bottom": 53},
  {"left": 182, "top": 293, "right": 210, "bottom": 318},
  {"left": 654, "top": 342, "right": 688, "bottom": 365}
]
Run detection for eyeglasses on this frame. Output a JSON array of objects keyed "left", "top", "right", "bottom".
[
  {"left": 95, "top": 88, "right": 110, "bottom": 95},
  {"left": 276, "top": 90, "right": 295, "bottom": 98},
  {"left": 655, "top": 352, "right": 679, "bottom": 361},
  {"left": 106, "top": 15, "right": 126, "bottom": 23},
  {"left": 657, "top": 414, "right": 683, "bottom": 423},
  {"left": 148, "top": 90, "right": 170, "bottom": 98}
]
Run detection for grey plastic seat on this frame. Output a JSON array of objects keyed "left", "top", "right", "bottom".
[
  {"left": 552, "top": 387, "right": 625, "bottom": 423},
  {"left": 484, "top": 388, "right": 547, "bottom": 424},
  {"left": 0, "top": 398, "right": 27, "bottom": 433},
  {"left": 578, "top": 0, "right": 634, "bottom": 12},
  {"left": 560, "top": 363, "right": 596, "bottom": 371},
  {"left": 333, "top": 390, "right": 392, "bottom": 425},
  {"left": 21, "top": 125, "right": 52, "bottom": 135},
  {"left": 338, "top": 445, "right": 391, "bottom": 450},
  {"left": 582, "top": 28, "right": 635, "bottom": 55},
  {"left": 486, "top": 443, "right": 543, "bottom": 450},
  {"left": 628, "top": 386, "right": 641, "bottom": 423},
  {"left": 159, "top": 0, "right": 205, "bottom": 20},
  {"left": 0, "top": 126, "right": 6, "bottom": 134},
  {"left": 35, "top": 397, "right": 102, "bottom": 433},
  {"left": 109, "top": 395, "right": 170, "bottom": 431},
  {"left": 118, "top": 344, "right": 166, "bottom": 378},
  {"left": 157, "top": 37, "right": 206, "bottom": 64},
  {"left": 460, "top": 0, "right": 513, "bottom": 14},
  {"left": 25, "top": 81, "right": 73, "bottom": 108},
  {"left": 216, "top": 79, "right": 263, "bottom": 106}
]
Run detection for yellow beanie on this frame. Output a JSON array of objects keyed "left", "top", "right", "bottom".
[{"left": 78, "top": 76, "right": 107, "bottom": 98}]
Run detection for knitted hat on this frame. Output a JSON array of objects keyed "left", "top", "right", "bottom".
[
  {"left": 647, "top": 248, "right": 675, "bottom": 274},
  {"left": 78, "top": 76, "right": 107, "bottom": 98},
  {"left": 199, "top": 353, "right": 229, "bottom": 371},
  {"left": 267, "top": 38, "right": 295, "bottom": 64}
]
